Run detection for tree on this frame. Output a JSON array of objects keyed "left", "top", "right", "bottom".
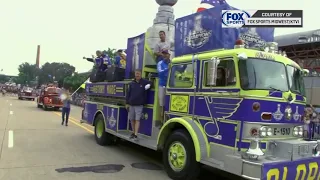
[
  {"left": 16, "top": 62, "right": 39, "bottom": 85},
  {"left": 0, "top": 75, "right": 9, "bottom": 83},
  {"left": 103, "top": 48, "right": 117, "bottom": 63},
  {"left": 63, "top": 73, "right": 87, "bottom": 91},
  {"left": 38, "top": 62, "right": 75, "bottom": 85}
]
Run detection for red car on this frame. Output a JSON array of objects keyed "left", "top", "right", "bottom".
[
  {"left": 37, "top": 87, "right": 63, "bottom": 111},
  {"left": 18, "top": 87, "right": 36, "bottom": 100}
]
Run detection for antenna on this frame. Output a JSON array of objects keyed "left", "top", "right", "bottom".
[{"left": 192, "top": 54, "right": 198, "bottom": 121}]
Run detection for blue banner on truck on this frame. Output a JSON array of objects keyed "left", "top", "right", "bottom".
[{"left": 174, "top": 4, "right": 275, "bottom": 57}]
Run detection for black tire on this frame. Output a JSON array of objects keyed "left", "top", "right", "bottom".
[
  {"left": 43, "top": 105, "right": 48, "bottom": 111},
  {"left": 37, "top": 104, "right": 42, "bottom": 108},
  {"left": 163, "top": 129, "right": 200, "bottom": 180},
  {"left": 94, "top": 114, "right": 114, "bottom": 146}
]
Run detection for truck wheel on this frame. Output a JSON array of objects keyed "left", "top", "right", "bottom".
[
  {"left": 163, "top": 129, "right": 200, "bottom": 180},
  {"left": 94, "top": 114, "right": 114, "bottom": 146},
  {"left": 43, "top": 105, "right": 48, "bottom": 111},
  {"left": 37, "top": 104, "right": 42, "bottom": 108}
]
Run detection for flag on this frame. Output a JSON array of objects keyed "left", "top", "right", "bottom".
[
  {"left": 80, "top": 78, "right": 91, "bottom": 89},
  {"left": 197, "top": 0, "right": 227, "bottom": 13}
]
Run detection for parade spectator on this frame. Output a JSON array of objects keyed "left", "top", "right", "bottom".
[
  {"left": 126, "top": 69, "right": 151, "bottom": 140},
  {"left": 154, "top": 31, "right": 170, "bottom": 63}
]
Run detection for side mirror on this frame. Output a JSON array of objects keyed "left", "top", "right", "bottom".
[
  {"left": 206, "top": 57, "right": 220, "bottom": 86},
  {"left": 237, "top": 52, "right": 248, "bottom": 60},
  {"left": 302, "top": 69, "right": 309, "bottom": 75}
]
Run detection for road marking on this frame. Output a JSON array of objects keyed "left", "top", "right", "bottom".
[
  {"left": 8, "top": 130, "right": 13, "bottom": 148},
  {"left": 9, "top": 111, "right": 13, "bottom": 115},
  {"left": 53, "top": 112, "right": 94, "bottom": 134}
]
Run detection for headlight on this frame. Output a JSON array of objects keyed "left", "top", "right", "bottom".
[
  {"left": 285, "top": 106, "right": 292, "bottom": 120},
  {"left": 293, "top": 126, "right": 303, "bottom": 137},
  {"left": 259, "top": 126, "right": 272, "bottom": 137}
]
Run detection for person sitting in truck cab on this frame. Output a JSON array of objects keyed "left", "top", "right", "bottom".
[{"left": 216, "top": 67, "right": 226, "bottom": 86}]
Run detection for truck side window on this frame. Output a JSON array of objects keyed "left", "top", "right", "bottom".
[
  {"left": 205, "top": 59, "right": 236, "bottom": 87},
  {"left": 169, "top": 63, "right": 193, "bottom": 88}
]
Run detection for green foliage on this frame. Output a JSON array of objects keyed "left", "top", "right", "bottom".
[
  {"left": 38, "top": 62, "right": 75, "bottom": 85},
  {"left": 63, "top": 73, "right": 87, "bottom": 91},
  {"left": 103, "top": 48, "right": 117, "bottom": 64},
  {"left": 0, "top": 75, "right": 9, "bottom": 83},
  {"left": 16, "top": 62, "right": 75, "bottom": 86},
  {"left": 15, "top": 62, "right": 39, "bottom": 85},
  {"left": 16, "top": 47, "right": 117, "bottom": 87}
]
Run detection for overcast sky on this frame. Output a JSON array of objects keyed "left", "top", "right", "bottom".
[{"left": 0, "top": 0, "right": 316, "bottom": 75}]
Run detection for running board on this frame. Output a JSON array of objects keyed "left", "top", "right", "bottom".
[{"left": 111, "top": 131, "right": 158, "bottom": 150}]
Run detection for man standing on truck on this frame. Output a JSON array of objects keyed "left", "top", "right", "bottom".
[
  {"left": 83, "top": 50, "right": 111, "bottom": 82},
  {"left": 157, "top": 49, "right": 170, "bottom": 124},
  {"left": 126, "top": 69, "right": 151, "bottom": 140},
  {"left": 154, "top": 31, "right": 171, "bottom": 63},
  {"left": 114, "top": 50, "right": 127, "bottom": 69}
]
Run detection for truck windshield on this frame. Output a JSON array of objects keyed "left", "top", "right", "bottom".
[
  {"left": 239, "top": 58, "right": 288, "bottom": 91},
  {"left": 287, "top": 65, "right": 306, "bottom": 96},
  {"left": 46, "top": 88, "right": 60, "bottom": 94}
]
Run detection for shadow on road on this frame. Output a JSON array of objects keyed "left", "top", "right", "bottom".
[{"left": 105, "top": 140, "right": 245, "bottom": 180}]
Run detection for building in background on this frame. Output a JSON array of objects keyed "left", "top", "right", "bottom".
[{"left": 276, "top": 29, "right": 320, "bottom": 106}]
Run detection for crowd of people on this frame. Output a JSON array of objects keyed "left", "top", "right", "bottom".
[{"left": 70, "top": 92, "right": 86, "bottom": 107}]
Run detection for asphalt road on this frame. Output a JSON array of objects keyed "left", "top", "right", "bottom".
[{"left": 0, "top": 96, "right": 242, "bottom": 180}]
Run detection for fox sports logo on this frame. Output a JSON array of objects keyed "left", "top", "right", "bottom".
[{"left": 222, "top": 10, "right": 251, "bottom": 28}]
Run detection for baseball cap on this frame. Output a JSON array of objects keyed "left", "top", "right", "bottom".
[{"left": 162, "top": 49, "right": 170, "bottom": 54}]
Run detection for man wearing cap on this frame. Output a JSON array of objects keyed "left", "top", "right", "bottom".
[
  {"left": 114, "top": 50, "right": 127, "bottom": 69},
  {"left": 157, "top": 49, "right": 170, "bottom": 124}
]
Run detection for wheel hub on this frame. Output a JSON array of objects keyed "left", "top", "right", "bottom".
[
  {"left": 172, "top": 153, "right": 177, "bottom": 160},
  {"left": 168, "top": 142, "right": 187, "bottom": 172}
]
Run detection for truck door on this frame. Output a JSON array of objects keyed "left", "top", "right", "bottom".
[
  {"left": 199, "top": 57, "right": 239, "bottom": 143},
  {"left": 167, "top": 62, "right": 197, "bottom": 114},
  {"left": 40, "top": 90, "right": 44, "bottom": 103}
]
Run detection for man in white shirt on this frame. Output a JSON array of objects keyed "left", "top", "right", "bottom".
[{"left": 154, "top": 31, "right": 171, "bottom": 63}]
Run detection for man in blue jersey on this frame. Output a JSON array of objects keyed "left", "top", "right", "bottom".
[
  {"left": 157, "top": 49, "right": 170, "bottom": 123},
  {"left": 83, "top": 50, "right": 111, "bottom": 82},
  {"left": 114, "top": 50, "right": 126, "bottom": 69}
]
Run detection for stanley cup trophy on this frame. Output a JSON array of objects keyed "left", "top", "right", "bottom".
[
  {"left": 146, "top": 0, "right": 178, "bottom": 65},
  {"left": 132, "top": 37, "right": 140, "bottom": 73}
]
